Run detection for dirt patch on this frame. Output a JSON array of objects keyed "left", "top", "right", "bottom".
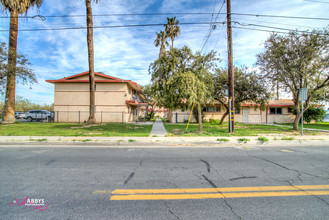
[
  {"left": 70, "top": 124, "right": 104, "bottom": 129},
  {"left": 172, "top": 129, "right": 183, "bottom": 135}
]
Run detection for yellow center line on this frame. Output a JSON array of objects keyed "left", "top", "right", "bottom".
[
  {"left": 110, "top": 190, "right": 329, "bottom": 201},
  {"left": 93, "top": 185, "right": 329, "bottom": 195}
]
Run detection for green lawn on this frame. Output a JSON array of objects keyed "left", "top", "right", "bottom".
[
  {"left": 164, "top": 122, "right": 314, "bottom": 136},
  {"left": 283, "top": 122, "right": 329, "bottom": 131},
  {"left": 0, "top": 123, "right": 152, "bottom": 136}
]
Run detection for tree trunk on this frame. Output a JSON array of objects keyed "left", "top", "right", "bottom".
[
  {"left": 2, "top": 11, "right": 18, "bottom": 124},
  {"left": 219, "top": 108, "right": 229, "bottom": 125},
  {"left": 293, "top": 111, "right": 301, "bottom": 131},
  {"left": 197, "top": 104, "right": 203, "bottom": 132},
  {"left": 171, "top": 37, "right": 174, "bottom": 50},
  {"left": 167, "top": 108, "right": 172, "bottom": 122},
  {"left": 86, "top": 0, "right": 96, "bottom": 124},
  {"left": 159, "top": 46, "right": 166, "bottom": 58}
]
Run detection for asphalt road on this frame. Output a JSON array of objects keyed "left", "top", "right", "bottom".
[{"left": 1, "top": 144, "right": 329, "bottom": 220}]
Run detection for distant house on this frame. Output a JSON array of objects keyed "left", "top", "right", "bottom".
[
  {"left": 46, "top": 71, "right": 147, "bottom": 123},
  {"left": 171, "top": 99, "right": 295, "bottom": 124}
]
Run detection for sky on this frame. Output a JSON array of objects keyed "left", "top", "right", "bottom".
[{"left": 0, "top": 0, "right": 328, "bottom": 105}]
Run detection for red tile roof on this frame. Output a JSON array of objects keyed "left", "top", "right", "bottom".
[{"left": 46, "top": 71, "right": 142, "bottom": 92}]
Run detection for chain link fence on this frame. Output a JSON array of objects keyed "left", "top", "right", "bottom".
[{"left": 14, "top": 110, "right": 147, "bottom": 123}]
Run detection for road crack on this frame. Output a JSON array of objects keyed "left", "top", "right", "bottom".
[
  {"left": 200, "top": 159, "right": 211, "bottom": 173},
  {"left": 286, "top": 181, "right": 329, "bottom": 207},
  {"left": 124, "top": 159, "right": 144, "bottom": 185},
  {"left": 202, "top": 175, "right": 242, "bottom": 220},
  {"left": 254, "top": 156, "right": 329, "bottom": 181},
  {"left": 253, "top": 156, "right": 303, "bottom": 182},
  {"left": 162, "top": 201, "right": 181, "bottom": 220},
  {"left": 230, "top": 176, "right": 257, "bottom": 181}
]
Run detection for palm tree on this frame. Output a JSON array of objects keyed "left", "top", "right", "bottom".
[
  {"left": 164, "top": 17, "right": 181, "bottom": 50},
  {"left": 85, "top": 0, "right": 99, "bottom": 124},
  {"left": 154, "top": 31, "right": 169, "bottom": 58},
  {"left": 0, "top": 0, "right": 43, "bottom": 124}
]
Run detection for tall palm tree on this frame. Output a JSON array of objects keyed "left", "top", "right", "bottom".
[
  {"left": 0, "top": 0, "right": 43, "bottom": 124},
  {"left": 164, "top": 17, "right": 180, "bottom": 50},
  {"left": 154, "top": 31, "right": 168, "bottom": 58},
  {"left": 85, "top": 0, "right": 99, "bottom": 124}
]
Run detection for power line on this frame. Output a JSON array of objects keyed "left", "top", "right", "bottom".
[
  {"left": 232, "top": 17, "right": 321, "bottom": 29},
  {"left": 213, "top": 23, "right": 225, "bottom": 50},
  {"left": 232, "top": 26, "right": 318, "bottom": 35},
  {"left": 230, "top": 12, "right": 329, "bottom": 21},
  {"left": 0, "top": 12, "right": 328, "bottom": 21},
  {"left": 0, "top": 22, "right": 217, "bottom": 32},
  {"left": 0, "top": 20, "right": 325, "bottom": 35},
  {"left": 200, "top": 0, "right": 226, "bottom": 52},
  {"left": 233, "top": 21, "right": 329, "bottom": 35}
]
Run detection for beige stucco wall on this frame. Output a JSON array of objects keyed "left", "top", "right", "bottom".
[
  {"left": 53, "top": 82, "right": 141, "bottom": 123},
  {"left": 267, "top": 107, "right": 294, "bottom": 124}
]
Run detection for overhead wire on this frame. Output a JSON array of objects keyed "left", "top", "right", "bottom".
[
  {"left": 200, "top": 0, "right": 226, "bottom": 52},
  {"left": 0, "top": 22, "right": 217, "bottom": 32},
  {"left": 199, "top": 0, "right": 218, "bottom": 51},
  {"left": 0, "top": 12, "right": 328, "bottom": 20},
  {"left": 232, "top": 21, "right": 329, "bottom": 35},
  {"left": 213, "top": 22, "right": 225, "bottom": 50}
]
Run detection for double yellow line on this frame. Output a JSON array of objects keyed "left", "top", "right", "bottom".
[{"left": 93, "top": 185, "right": 329, "bottom": 201}]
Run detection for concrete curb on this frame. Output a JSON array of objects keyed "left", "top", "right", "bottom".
[{"left": 0, "top": 135, "right": 328, "bottom": 147}]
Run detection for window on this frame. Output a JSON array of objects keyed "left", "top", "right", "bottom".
[
  {"left": 94, "top": 83, "right": 96, "bottom": 91},
  {"left": 204, "top": 107, "right": 220, "bottom": 112},
  {"left": 235, "top": 108, "right": 241, "bottom": 114},
  {"left": 288, "top": 107, "right": 293, "bottom": 113},
  {"left": 270, "top": 107, "right": 282, "bottom": 114}
]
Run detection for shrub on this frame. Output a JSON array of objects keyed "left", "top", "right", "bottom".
[
  {"left": 292, "top": 106, "right": 327, "bottom": 123},
  {"left": 257, "top": 137, "right": 269, "bottom": 142},
  {"left": 217, "top": 138, "right": 229, "bottom": 142},
  {"left": 238, "top": 138, "right": 250, "bottom": 143},
  {"left": 209, "top": 118, "right": 220, "bottom": 124}
]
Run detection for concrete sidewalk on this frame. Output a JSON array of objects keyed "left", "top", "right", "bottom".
[
  {"left": 149, "top": 118, "right": 167, "bottom": 137},
  {"left": 0, "top": 134, "right": 328, "bottom": 147}
]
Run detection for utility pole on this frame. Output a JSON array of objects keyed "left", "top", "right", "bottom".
[{"left": 227, "top": 0, "right": 234, "bottom": 132}]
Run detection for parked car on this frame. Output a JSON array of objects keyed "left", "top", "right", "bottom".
[
  {"left": 15, "top": 112, "right": 26, "bottom": 119},
  {"left": 25, "top": 110, "right": 54, "bottom": 122}
]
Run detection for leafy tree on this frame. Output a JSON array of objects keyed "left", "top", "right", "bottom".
[
  {"left": 214, "top": 67, "right": 270, "bottom": 124},
  {"left": 0, "top": 0, "right": 43, "bottom": 124},
  {"left": 0, "top": 96, "right": 53, "bottom": 112},
  {"left": 0, "top": 42, "right": 37, "bottom": 95},
  {"left": 165, "top": 17, "right": 180, "bottom": 50},
  {"left": 150, "top": 46, "right": 218, "bottom": 132},
  {"left": 257, "top": 27, "right": 329, "bottom": 131},
  {"left": 140, "top": 84, "right": 156, "bottom": 120},
  {"left": 154, "top": 31, "right": 169, "bottom": 58},
  {"left": 292, "top": 105, "right": 327, "bottom": 123},
  {"left": 85, "top": 0, "right": 99, "bottom": 124}
]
